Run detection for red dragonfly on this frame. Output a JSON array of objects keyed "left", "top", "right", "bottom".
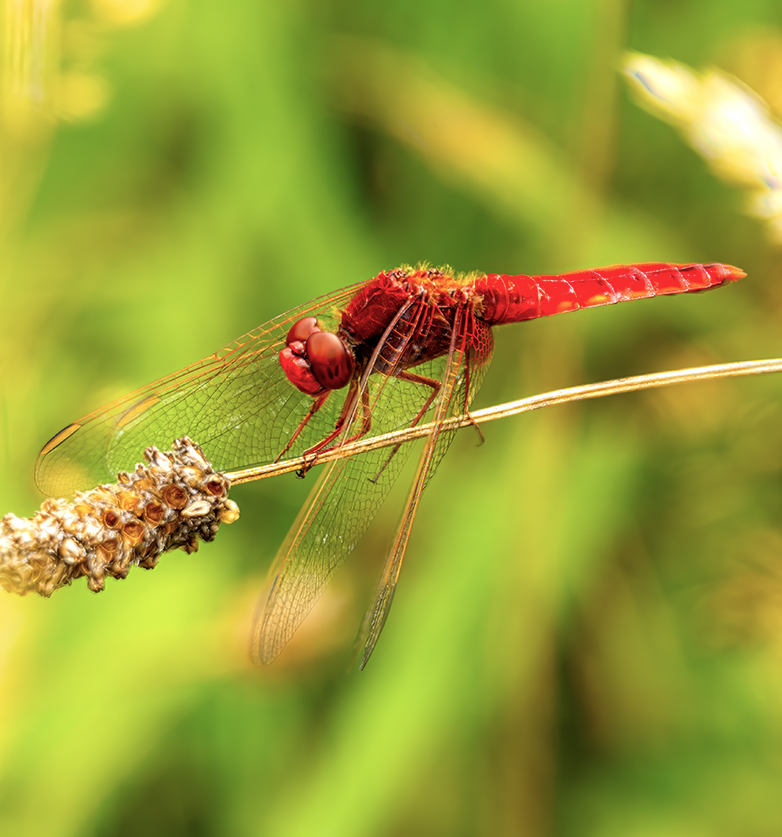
[{"left": 35, "top": 262, "right": 744, "bottom": 667}]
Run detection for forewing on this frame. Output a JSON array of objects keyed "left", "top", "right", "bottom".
[{"left": 35, "top": 284, "right": 364, "bottom": 497}]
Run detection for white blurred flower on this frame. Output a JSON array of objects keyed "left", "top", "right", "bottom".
[{"left": 624, "top": 51, "right": 782, "bottom": 240}]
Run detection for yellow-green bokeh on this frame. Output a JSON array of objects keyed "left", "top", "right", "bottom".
[{"left": 2, "top": 1, "right": 782, "bottom": 835}]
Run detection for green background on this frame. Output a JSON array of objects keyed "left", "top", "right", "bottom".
[{"left": 2, "top": 1, "right": 782, "bottom": 835}]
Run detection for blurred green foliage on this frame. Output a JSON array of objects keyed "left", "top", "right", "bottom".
[{"left": 2, "top": 1, "right": 782, "bottom": 835}]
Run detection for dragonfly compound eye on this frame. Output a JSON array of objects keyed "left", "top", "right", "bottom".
[
  {"left": 286, "top": 316, "right": 320, "bottom": 345},
  {"left": 306, "top": 331, "right": 354, "bottom": 390}
]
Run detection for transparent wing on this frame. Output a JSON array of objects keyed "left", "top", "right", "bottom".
[
  {"left": 35, "top": 283, "right": 365, "bottom": 497},
  {"left": 250, "top": 356, "right": 440, "bottom": 663},
  {"left": 356, "top": 311, "right": 494, "bottom": 669},
  {"left": 251, "top": 307, "right": 495, "bottom": 665}
]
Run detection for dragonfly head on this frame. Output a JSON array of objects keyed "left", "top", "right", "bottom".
[{"left": 279, "top": 317, "right": 355, "bottom": 396}]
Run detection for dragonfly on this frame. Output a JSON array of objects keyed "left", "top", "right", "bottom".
[{"left": 35, "top": 261, "right": 744, "bottom": 668}]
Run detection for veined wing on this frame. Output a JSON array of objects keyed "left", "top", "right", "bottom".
[
  {"left": 34, "top": 283, "right": 365, "bottom": 498},
  {"left": 250, "top": 354, "right": 442, "bottom": 663},
  {"left": 356, "top": 308, "right": 494, "bottom": 668},
  {"left": 251, "top": 305, "right": 495, "bottom": 665}
]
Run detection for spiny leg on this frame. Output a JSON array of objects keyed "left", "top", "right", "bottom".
[
  {"left": 369, "top": 370, "right": 442, "bottom": 484},
  {"left": 274, "top": 390, "right": 332, "bottom": 463},
  {"left": 460, "top": 350, "right": 484, "bottom": 445},
  {"left": 275, "top": 377, "right": 361, "bottom": 471},
  {"left": 298, "top": 379, "right": 373, "bottom": 476}
]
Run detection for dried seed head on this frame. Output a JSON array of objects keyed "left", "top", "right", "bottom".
[
  {"left": 117, "top": 492, "right": 141, "bottom": 513},
  {"left": 161, "top": 485, "right": 188, "bottom": 510},
  {"left": 0, "top": 437, "right": 240, "bottom": 598},
  {"left": 59, "top": 538, "right": 84, "bottom": 565},
  {"left": 205, "top": 479, "right": 225, "bottom": 497},
  {"left": 98, "top": 538, "right": 119, "bottom": 560},
  {"left": 179, "top": 467, "right": 204, "bottom": 488},
  {"left": 219, "top": 500, "right": 240, "bottom": 524},
  {"left": 101, "top": 510, "right": 121, "bottom": 529},
  {"left": 143, "top": 503, "right": 164, "bottom": 525},
  {"left": 121, "top": 521, "right": 145, "bottom": 546},
  {"left": 181, "top": 500, "right": 212, "bottom": 519}
]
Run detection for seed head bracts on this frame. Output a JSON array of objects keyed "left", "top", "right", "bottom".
[{"left": 0, "top": 437, "right": 239, "bottom": 597}]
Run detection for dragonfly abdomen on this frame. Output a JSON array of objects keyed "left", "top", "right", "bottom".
[{"left": 475, "top": 262, "right": 745, "bottom": 325}]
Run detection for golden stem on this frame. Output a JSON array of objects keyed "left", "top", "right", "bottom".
[{"left": 226, "top": 357, "right": 782, "bottom": 485}]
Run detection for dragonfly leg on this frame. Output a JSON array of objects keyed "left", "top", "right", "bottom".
[
  {"left": 297, "top": 380, "right": 372, "bottom": 476},
  {"left": 274, "top": 391, "right": 332, "bottom": 463},
  {"left": 369, "top": 370, "right": 442, "bottom": 484},
  {"left": 467, "top": 415, "right": 485, "bottom": 445},
  {"left": 461, "top": 357, "right": 485, "bottom": 446}
]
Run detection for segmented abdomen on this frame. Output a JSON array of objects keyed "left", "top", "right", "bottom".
[{"left": 475, "top": 262, "right": 745, "bottom": 325}]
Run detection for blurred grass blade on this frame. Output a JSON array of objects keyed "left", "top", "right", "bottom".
[
  {"left": 624, "top": 50, "right": 782, "bottom": 240},
  {"left": 328, "top": 35, "right": 586, "bottom": 237}
]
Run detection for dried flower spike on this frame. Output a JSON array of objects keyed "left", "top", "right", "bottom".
[{"left": 0, "top": 437, "right": 239, "bottom": 597}]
